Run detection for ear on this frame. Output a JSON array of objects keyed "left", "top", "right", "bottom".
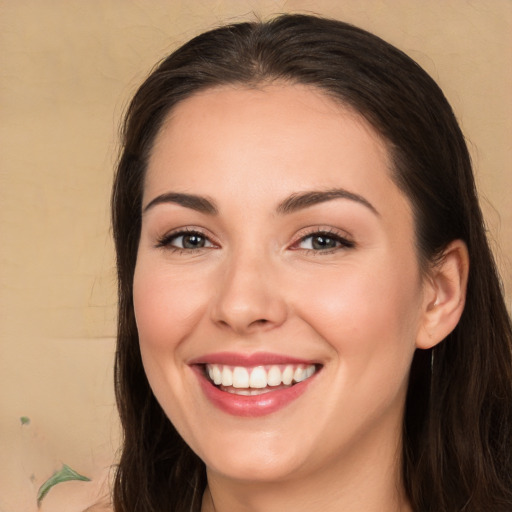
[{"left": 416, "top": 240, "right": 469, "bottom": 349}]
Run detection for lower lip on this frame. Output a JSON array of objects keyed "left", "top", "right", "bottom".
[{"left": 193, "top": 367, "right": 318, "bottom": 417}]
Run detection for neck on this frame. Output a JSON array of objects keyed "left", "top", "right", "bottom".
[{"left": 201, "top": 422, "right": 412, "bottom": 512}]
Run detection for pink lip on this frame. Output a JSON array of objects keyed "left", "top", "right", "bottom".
[
  {"left": 189, "top": 351, "right": 315, "bottom": 366},
  {"left": 189, "top": 352, "right": 320, "bottom": 417}
]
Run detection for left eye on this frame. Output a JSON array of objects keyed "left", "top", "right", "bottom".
[
  {"left": 158, "top": 231, "right": 214, "bottom": 250},
  {"left": 297, "top": 232, "right": 353, "bottom": 251}
]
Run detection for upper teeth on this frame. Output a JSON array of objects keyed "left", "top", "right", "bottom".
[{"left": 206, "top": 364, "right": 316, "bottom": 388}]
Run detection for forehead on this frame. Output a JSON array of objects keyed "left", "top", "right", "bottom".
[
  {"left": 147, "top": 84, "right": 392, "bottom": 190},
  {"left": 150, "top": 83, "right": 387, "bottom": 154},
  {"left": 144, "top": 84, "right": 411, "bottom": 226}
]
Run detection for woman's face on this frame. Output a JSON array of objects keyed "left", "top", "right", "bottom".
[{"left": 134, "top": 84, "right": 429, "bottom": 484}]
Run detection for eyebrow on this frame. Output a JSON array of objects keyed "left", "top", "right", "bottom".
[
  {"left": 142, "top": 188, "right": 379, "bottom": 217},
  {"left": 143, "top": 192, "right": 218, "bottom": 215},
  {"left": 276, "top": 189, "right": 379, "bottom": 216}
]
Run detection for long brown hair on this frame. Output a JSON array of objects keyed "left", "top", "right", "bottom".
[{"left": 111, "top": 14, "right": 512, "bottom": 511}]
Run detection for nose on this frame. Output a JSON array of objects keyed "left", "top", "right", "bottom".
[{"left": 210, "top": 249, "right": 287, "bottom": 335}]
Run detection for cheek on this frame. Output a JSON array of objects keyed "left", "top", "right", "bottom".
[
  {"left": 132, "top": 260, "right": 209, "bottom": 428},
  {"left": 295, "top": 264, "right": 423, "bottom": 436},
  {"left": 293, "top": 259, "right": 423, "bottom": 367},
  {"left": 133, "top": 261, "right": 208, "bottom": 352}
]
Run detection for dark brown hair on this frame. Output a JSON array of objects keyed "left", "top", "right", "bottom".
[{"left": 111, "top": 14, "right": 512, "bottom": 511}]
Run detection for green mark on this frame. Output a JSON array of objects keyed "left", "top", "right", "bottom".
[
  {"left": 37, "top": 464, "right": 90, "bottom": 506},
  {"left": 20, "top": 416, "right": 30, "bottom": 425}
]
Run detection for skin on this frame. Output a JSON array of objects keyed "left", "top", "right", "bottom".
[{"left": 133, "top": 83, "right": 468, "bottom": 512}]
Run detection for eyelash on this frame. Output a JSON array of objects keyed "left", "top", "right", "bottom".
[
  {"left": 156, "top": 228, "right": 215, "bottom": 253},
  {"left": 291, "top": 228, "right": 355, "bottom": 254},
  {"left": 156, "top": 227, "right": 355, "bottom": 254}
]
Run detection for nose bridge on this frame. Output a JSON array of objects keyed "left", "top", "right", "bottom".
[{"left": 211, "top": 241, "right": 286, "bottom": 333}]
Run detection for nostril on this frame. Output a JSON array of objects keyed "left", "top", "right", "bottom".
[{"left": 251, "top": 319, "right": 269, "bottom": 327}]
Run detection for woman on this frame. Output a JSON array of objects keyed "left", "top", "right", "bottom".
[{"left": 111, "top": 14, "right": 512, "bottom": 512}]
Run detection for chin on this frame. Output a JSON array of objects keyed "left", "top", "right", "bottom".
[
  {"left": 206, "top": 456, "right": 304, "bottom": 483},
  {"left": 197, "top": 430, "right": 315, "bottom": 484}
]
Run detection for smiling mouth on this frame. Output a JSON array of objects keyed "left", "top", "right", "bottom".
[{"left": 204, "top": 363, "right": 319, "bottom": 396}]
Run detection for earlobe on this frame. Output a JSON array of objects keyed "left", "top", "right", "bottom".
[{"left": 416, "top": 240, "right": 469, "bottom": 349}]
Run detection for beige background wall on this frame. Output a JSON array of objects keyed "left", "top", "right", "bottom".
[{"left": 1, "top": 1, "right": 510, "bottom": 510}]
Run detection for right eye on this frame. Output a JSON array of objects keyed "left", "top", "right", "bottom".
[{"left": 157, "top": 230, "right": 215, "bottom": 251}]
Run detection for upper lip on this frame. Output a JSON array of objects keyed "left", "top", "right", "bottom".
[{"left": 188, "top": 351, "right": 318, "bottom": 367}]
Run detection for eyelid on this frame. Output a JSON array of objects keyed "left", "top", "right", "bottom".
[
  {"left": 289, "top": 226, "right": 355, "bottom": 252},
  {"left": 153, "top": 225, "right": 354, "bottom": 253},
  {"left": 155, "top": 226, "right": 219, "bottom": 250}
]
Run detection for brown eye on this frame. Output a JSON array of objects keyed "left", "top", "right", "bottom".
[
  {"left": 180, "top": 233, "right": 207, "bottom": 249},
  {"left": 157, "top": 230, "right": 214, "bottom": 250},
  {"left": 310, "top": 235, "right": 338, "bottom": 250},
  {"left": 297, "top": 232, "right": 354, "bottom": 251}
]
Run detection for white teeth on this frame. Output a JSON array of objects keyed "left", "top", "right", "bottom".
[
  {"left": 221, "top": 366, "right": 233, "bottom": 386},
  {"left": 249, "top": 366, "right": 267, "bottom": 388},
  {"left": 267, "top": 365, "right": 282, "bottom": 386},
  {"left": 232, "top": 389, "right": 251, "bottom": 396},
  {"left": 224, "top": 387, "right": 275, "bottom": 396},
  {"left": 293, "top": 366, "right": 305, "bottom": 382},
  {"left": 232, "top": 367, "right": 250, "bottom": 388},
  {"left": 205, "top": 363, "right": 317, "bottom": 390},
  {"left": 282, "top": 365, "right": 294, "bottom": 385},
  {"left": 212, "top": 365, "right": 222, "bottom": 385}
]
